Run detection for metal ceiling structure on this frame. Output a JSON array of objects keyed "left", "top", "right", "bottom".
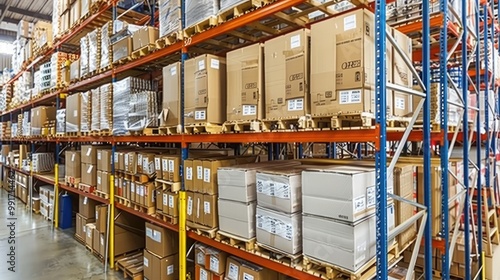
[{"left": 0, "top": 0, "right": 53, "bottom": 41}]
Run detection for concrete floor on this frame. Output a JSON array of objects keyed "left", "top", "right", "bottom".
[{"left": 0, "top": 189, "right": 125, "bottom": 280}]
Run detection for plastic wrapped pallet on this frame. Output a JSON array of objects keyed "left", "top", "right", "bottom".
[
  {"left": 52, "top": 0, "right": 60, "bottom": 39},
  {"left": 100, "top": 22, "right": 112, "bottom": 70},
  {"left": 22, "top": 111, "right": 30, "bottom": 137},
  {"left": 100, "top": 83, "right": 112, "bottom": 132},
  {"left": 32, "top": 153, "right": 55, "bottom": 173},
  {"left": 70, "top": 59, "right": 80, "bottom": 81},
  {"left": 159, "top": 0, "right": 181, "bottom": 38},
  {"left": 39, "top": 62, "right": 52, "bottom": 91},
  {"left": 88, "top": 28, "right": 101, "bottom": 73},
  {"left": 91, "top": 88, "right": 100, "bottom": 132},
  {"left": 66, "top": 93, "right": 81, "bottom": 133},
  {"left": 80, "top": 36, "right": 89, "bottom": 77},
  {"left": 128, "top": 91, "right": 159, "bottom": 132},
  {"left": 80, "top": 91, "right": 91, "bottom": 133},
  {"left": 185, "top": 0, "right": 219, "bottom": 28},
  {"left": 56, "top": 109, "right": 66, "bottom": 135},
  {"left": 220, "top": 0, "right": 249, "bottom": 12}
]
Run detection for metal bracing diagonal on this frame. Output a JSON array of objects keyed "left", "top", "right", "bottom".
[{"left": 448, "top": 189, "right": 467, "bottom": 270}]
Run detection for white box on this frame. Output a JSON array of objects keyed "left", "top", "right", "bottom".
[
  {"left": 303, "top": 204, "right": 395, "bottom": 272},
  {"left": 256, "top": 206, "right": 301, "bottom": 255},
  {"left": 218, "top": 199, "right": 256, "bottom": 239},
  {"left": 302, "top": 166, "right": 377, "bottom": 222},
  {"left": 256, "top": 166, "right": 304, "bottom": 214}
]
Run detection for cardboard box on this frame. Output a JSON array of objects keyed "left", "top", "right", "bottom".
[
  {"left": 97, "top": 149, "right": 112, "bottom": 172},
  {"left": 93, "top": 227, "right": 101, "bottom": 254},
  {"left": 132, "top": 26, "right": 158, "bottom": 50},
  {"left": 114, "top": 214, "right": 145, "bottom": 257},
  {"left": 226, "top": 43, "right": 264, "bottom": 121},
  {"left": 144, "top": 182, "right": 155, "bottom": 208},
  {"left": 203, "top": 194, "right": 217, "bottom": 228},
  {"left": 141, "top": 153, "right": 156, "bottom": 176},
  {"left": 195, "top": 244, "right": 207, "bottom": 266},
  {"left": 203, "top": 158, "right": 236, "bottom": 195},
  {"left": 184, "top": 54, "right": 227, "bottom": 125},
  {"left": 218, "top": 199, "right": 256, "bottom": 239},
  {"left": 143, "top": 249, "right": 154, "bottom": 280},
  {"left": 76, "top": 214, "right": 94, "bottom": 239},
  {"left": 70, "top": 59, "right": 80, "bottom": 82},
  {"left": 187, "top": 191, "right": 194, "bottom": 222},
  {"left": 79, "top": 195, "right": 99, "bottom": 219},
  {"left": 154, "top": 253, "right": 178, "bottom": 280},
  {"left": 66, "top": 93, "right": 81, "bottom": 133},
  {"left": 193, "top": 159, "right": 204, "bottom": 192},
  {"left": 113, "top": 36, "right": 132, "bottom": 63},
  {"left": 392, "top": 29, "right": 412, "bottom": 117},
  {"left": 485, "top": 244, "right": 500, "bottom": 280},
  {"left": 264, "top": 29, "right": 310, "bottom": 119},
  {"left": 453, "top": 231, "right": 472, "bottom": 264},
  {"left": 240, "top": 263, "right": 278, "bottom": 280},
  {"left": 205, "top": 249, "right": 228, "bottom": 275},
  {"left": 81, "top": 163, "right": 97, "bottom": 186},
  {"left": 97, "top": 170, "right": 110, "bottom": 194},
  {"left": 65, "top": 151, "right": 81, "bottom": 178},
  {"left": 30, "top": 106, "right": 56, "bottom": 135},
  {"left": 85, "top": 223, "right": 96, "bottom": 247},
  {"left": 194, "top": 192, "right": 204, "bottom": 225},
  {"left": 155, "top": 155, "right": 163, "bottom": 179},
  {"left": 225, "top": 256, "right": 244, "bottom": 280},
  {"left": 303, "top": 205, "right": 395, "bottom": 272},
  {"left": 196, "top": 264, "right": 213, "bottom": 280},
  {"left": 256, "top": 206, "right": 302, "bottom": 255},
  {"left": 145, "top": 222, "right": 178, "bottom": 257},
  {"left": 70, "top": 0, "right": 81, "bottom": 27},
  {"left": 95, "top": 204, "right": 107, "bottom": 233},
  {"left": 302, "top": 166, "right": 376, "bottom": 222},
  {"left": 256, "top": 166, "right": 304, "bottom": 214},
  {"left": 160, "top": 62, "right": 181, "bottom": 128},
  {"left": 167, "top": 191, "right": 178, "bottom": 217},
  {"left": 167, "top": 156, "right": 180, "bottom": 182},
  {"left": 81, "top": 145, "right": 97, "bottom": 164}
]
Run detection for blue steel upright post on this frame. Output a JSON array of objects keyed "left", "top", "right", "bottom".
[
  {"left": 374, "top": 1, "right": 388, "bottom": 279},
  {"left": 439, "top": 0, "right": 450, "bottom": 277},
  {"left": 461, "top": 0, "right": 471, "bottom": 278},
  {"left": 422, "top": 0, "right": 433, "bottom": 278}
]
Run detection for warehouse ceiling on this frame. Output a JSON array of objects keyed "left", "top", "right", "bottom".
[{"left": 0, "top": 0, "right": 53, "bottom": 41}]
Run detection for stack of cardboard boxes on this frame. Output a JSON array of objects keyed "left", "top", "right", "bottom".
[
  {"left": 93, "top": 204, "right": 108, "bottom": 258},
  {"left": 40, "top": 185, "right": 55, "bottom": 220},
  {"left": 15, "top": 172, "right": 29, "bottom": 205},
  {"left": 225, "top": 255, "right": 278, "bottom": 280},
  {"left": 96, "top": 148, "right": 112, "bottom": 196},
  {"left": 76, "top": 195, "right": 98, "bottom": 242},
  {"left": 195, "top": 244, "right": 228, "bottom": 280},
  {"left": 155, "top": 154, "right": 181, "bottom": 222},
  {"left": 143, "top": 222, "right": 178, "bottom": 280},
  {"left": 30, "top": 106, "right": 56, "bottom": 136},
  {"left": 80, "top": 145, "right": 99, "bottom": 192},
  {"left": 65, "top": 150, "right": 81, "bottom": 185}
]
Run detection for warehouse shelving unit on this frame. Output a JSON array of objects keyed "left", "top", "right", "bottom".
[{"left": 2, "top": 0, "right": 499, "bottom": 279}]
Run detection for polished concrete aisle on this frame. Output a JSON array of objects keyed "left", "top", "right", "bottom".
[{"left": 0, "top": 189, "right": 125, "bottom": 280}]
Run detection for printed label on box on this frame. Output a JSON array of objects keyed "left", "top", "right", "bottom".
[
  {"left": 86, "top": 147, "right": 92, "bottom": 157},
  {"left": 155, "top": 158, "right": 161, "bottom": 170},
  {"left": 366, "top": 186, "right": 375, "bottom": 208},
  {"left": 97, "top": 152, "right": 101, "bottom": 160},
  {"left": 197, "top": 251, "right": 204, "bottom": 265},
  {"left": 339, "top": 89, "right": 362, "bottom": 104},
  {"left": 354, "top": 195, "right": 366, "bottom": 213},
  {"left": 167, "top": 264, "right": 174, "bottom": 275},
  {"left": 187, "top": 197, "right": 193, "bottom": 215},
  {"left": 210, "top": 255, "right": 220, "bottom": 273},
  {"left": 203, "top": 168, "right": 210, "bottom": 183},
  {"left": 97, "top": 176, "right": 101, "bottom": 184},
  {"left": 395, "top": 97, "right": 405, "bottom": 110},
  {"left": 197, "top": 166, "right": 203, "bottom": 180},
  {"left": 290, "top": 34, "right": 301, "bottom": 49},
  {"left": 168, "top": 195, "right": 174, "bottom": 208},
  {"left": 152, "top": 230, "right": 162, "bottom": 243},
  {"left": 144, "top": 257, "right": 149, "bottom": 267},
  {"left": 200, "top": 267, "right": 208, "bottom": 280},
  {"left": 243, "top": 272, "right": 254, "bottom": 280},
  {"left": 168, "top": 160, "right": 175, "bottom": 172},
  {"left": 198, "top": 60, "right": 205, "bottom": 71},
  {"left": 242, "top": 105, "right": 257, "bottom": 116},
  {"left": 162, "top": 159, "right": 168, "bottom": 172},
  {"left": 170, "top": 66, "right": 176, "bottom": 76},
  {"left": 228, "top": 263, "right": 239, "bottom": 280},
  {"left": 71, "top": 154, "right": 75, "bottom": 161},
  {"left": 344, "top": 14, "right": 356, "bottom": 31},
  {"left": 287, "top": 98, "right": 304, "bottom": 111},
  {"left": 186, "top": 167, "right": 193, "bottom": 180},
  {"left": 210, "top": 59, "right": 219, "bottom": 69},
  {"left": 275, "top": 182, "right": 291, "bottom": 199},
  {"left": 84, "top": 197, "right": 88, "bottom": 205},
  {"left": 204, "top": 201, "right": 210, "bottom": 214},
  {"left": 163, "top": 194, "right": 168, "bottom": 206},
  {"left": 100, "top": 236, "right": 104, "bottom": 245},
  {"left": 195, "top": 110, "right": 206, "bottom": 120}
]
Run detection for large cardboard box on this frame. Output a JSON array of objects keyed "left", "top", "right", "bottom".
[
  {"left": 194, "top": 192, "right": 204, "bottom": 225},
  {"left": 184, "top": 54, "right": 227, "bottom": 125},
  {"left": 85, "top": 223, "right": 96, "bottom": 247},
  {"left": 187, "top": 191, "right": 194, "bottom": 222},
  {"left": 240, "top": 263, "right": 278, "bottom": 280},
  {"left": 97, "top": 149, "right": 112, "bottom": 172},
  {"left": 204, "top": 249, "right": 228, "bottom": 275},
  {"left": 226, "top": 43, "right": 264, "bottom": 121},
  {"left": 302, "top": 166, "right": 376, "bottom": 222},
  {"left": 193, "top": 159, "right": 204, "bottom": 193},
  {"left": 81, "top": 145, "right": 97, "bottom": 164},
  {"left": 256, "top": 206, "right": 302, "bottom": 255},
  {"left": 145, "top": 222, "right": 178, "bottom": 257},
  {"left": 143, "top": 249, "right": 154, "bottom": 280},
  {"left": 93, "top": 227, "right": 101, "bottom": 254},
  {"left": 114, "top": 212, "right": 145, "bottom": 257},
  {"left": 203, "top": 194, "right": 218, "bottom": 228},
  {"left": 132, "top": 26, "right": 159, "bottom": 50},
  {"left": 264, "top": 29, "right": 310, "bottom": 119},
  {"left": 95, "top": 204, "right": 107, "bottom": 233},
  {"left": 218, "top": 199, "right": 256, "bottom": 239},
  {"left": 66, "top": 93, "right": 82, "bottom": 133},
  {"left": 256, "top": 166, "right": 303, "bottom": 214},
  {"left": 30, "top": 106, "right": 56, "bottom": 135},
  {"left": 392, "top": 29, "right": 413, "bottom": 117},
  {"left": 225, "top": 256, "right": 243, "bottom": 280},
  {"left": 79, "top": 195, "right": 99, "bottom": 219},
  {"left": 303, "top": 205, "right": 395, "bottom": 272},
  {"left": 65, "top": 151, "right": 81, "bottom": 178},
  {"left": 393, "top": 164, "right": 417, "bottom": 250},
  {"left": 160, "top": 62, "right": 181, "bottom": 128},
  {"left": 81, "top": 163, "right": 97, "bottom": 186},
  {"left": 113, "top": 36, "right": 132, "bottom": 63}
]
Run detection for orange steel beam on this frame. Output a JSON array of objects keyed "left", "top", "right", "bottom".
[
  {"left": 396, "top": 14, "right": 443, "bottom": 34},
  {"left": 115, "top": 203, "right": 178, "bottom": 232},
  {"left": 33, "top": 174, "right": 56, "bottom": 185},
  {"left": 188, "top": 232, "right": 322, "bottom": 280},
  {"left": 113, "top": 41, "right": 182, "bottom": 74},
  {"left": 68, "top": 70, "right": 113, "bottom": 92},
  {"left": 187, "top": 0, "right": 306, "bottom": 47},
  {"left": 0, "top": 91, "right": 59, "bottom": 118},
  {"left": 59, "top": 183, "right": 110, "bottom": 204}
]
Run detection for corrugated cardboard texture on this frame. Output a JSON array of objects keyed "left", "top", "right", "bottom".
[{"left": 160, "top": 62, "right": 181, "bottom": 127}]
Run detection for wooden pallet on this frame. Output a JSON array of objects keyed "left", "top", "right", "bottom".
[
  {"left": 80, "top": 131, "right": 91, "bottom": 136},
  {"left": 95, "top": 190, "right": 109, "bottom": 199},
  {"left": 78, "top": 183, "right": 95, "bottom": 194},
  {"left": 113, "top": 56, "right": 131, "bottom": 65},
  {"left": 131, "top": 44, "right": 156, "bottom": 60},
  {"left": 99, "top": 129, "right": 112, "bottom": 136},
  {"left": 158, "top": 125, "right": 182, "bottom": 135},
  {"left": 115, "top": 196, "right": 132, "bottom": 207},
  {"left": 222, "top": 120, "right": 262, "bottom": 132},
  {"left": 253, "top": 242, "right": 302, "bottom": 267},
  {"left": 414, "top": 121, "right": 459, "bottom": 132},
  {"left": 155, "top": 30, "right": 183, "bottom": 50},
  {"left": 186, "top": 221, "right": 218, "bottom": 239},
  {"left": 262, "top": 116, "right": 310, "bottom": 131},
  {"left": 66, "top": 131, "right": 81, "bottom": 137},
  {"left": 184, "top": 123, "right": 223, "bottom": 134},
  {"left": 115, "top": 251, "right": 144, "bottom": 280},
  {"left": 123, "top": 173, "right": 152, "bottom": 184},
  {"left": 302, "top": 243, "right": 398, "bottom": 280},
  {"left": 154, "top": 178, "right": 181, "bottom": 193},
  {"left": 132, "top": 203, "right": 155, "bottom": 215},
  {"left": 65, "top": 176, "right": 81, "bottom": 187},
  {"left": 215, "top": 230, "right": 256, "bottom": 252},
  {"left": 92, "top": 250, "right": 105, "bottom": 263},
  {"left": 99, "top": 65, "right": 112, "bottom": 73},
  {"left": 74, "top": 234, "right": 85, "bottom": 246},
  {"left": 128, "top": 127, "right": 161, "bottom": 136},
  {"left": 155, "top": 211, "right": 178, "bottom": 225},
  {"left": 217, "top": 0, "right": 275, "bottom": 23},
  {"left": 183, "top": 16, "right": 219, "bottom": 37}
]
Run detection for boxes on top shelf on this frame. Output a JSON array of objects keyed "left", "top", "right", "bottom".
[
  {"left": 256, "top": 206, "right": 302, "bottom": 255},
  {"left": 264, "top": 29, "right": 310, "bottom": 120},
  {"left": 185, "top": 0, "right": 219, "bottom": 29},
  {"left": 158, "top": 0, "right": 181, "bottom": 39},
  {"left": 184, "top": 54, "right": 227, "bottom": 125},
  {"left": 132, "top": 26, "right": 158, "bottom": 51},
  {"left": 160, "top": 62, "right": 181, "bottom": 129},
  {"left": 226, "top": 43, "right": 264, "bottom": 122}
]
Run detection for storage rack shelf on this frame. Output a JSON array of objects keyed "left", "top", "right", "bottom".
[{"left": 1, "top": 0, "right": 498, "bottom": 279}]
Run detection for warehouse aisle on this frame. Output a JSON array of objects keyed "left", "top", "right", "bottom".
[{"left": 0, "top": 190, "right": 124, "bottom": 280}]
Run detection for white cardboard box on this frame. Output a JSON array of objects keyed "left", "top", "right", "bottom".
[
  {"left": 256, "top": 206, "right": 302, "bottom": 255},
  {"left": 303, "top": 204, "right": 395, "bottom": 272},
  {"left": 218, "top": 199, "right": 256, "bottom": 239},
  {"left": 302, "top": 166, "right": 377, "bottom": 222}
]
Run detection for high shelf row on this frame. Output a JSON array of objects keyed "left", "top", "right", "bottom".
[{"left": 0, "top": 0, "right": 499, "bottom": 280}]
